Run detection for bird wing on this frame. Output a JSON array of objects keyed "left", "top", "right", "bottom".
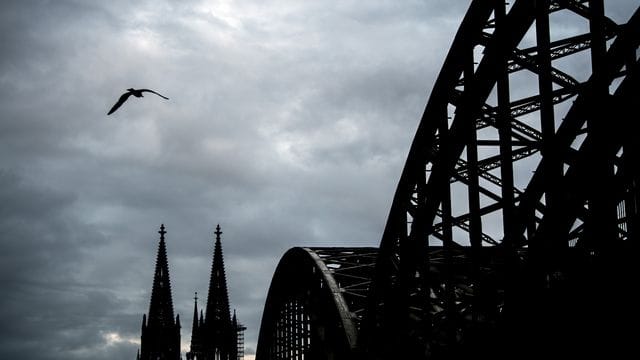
[
  {"left": 107, "top": 92, "right": 133, "bottom": 115},
  {"left": 140, "top": 89, "right": 169, "bottom": 99}
]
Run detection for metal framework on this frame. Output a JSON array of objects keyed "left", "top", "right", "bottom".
[
  {"left": 256, "top": 248, "right": 377, "bottom": 359},
  {"left": 257, "top": 1, "right": 639, "bottom": 359},
  {"left": 235, "top": 319, "right": 247, "bottom": 360}
]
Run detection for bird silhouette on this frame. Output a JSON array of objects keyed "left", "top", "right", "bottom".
[{"left": 107, "top": 88, "right": 169, "bottom": 115}]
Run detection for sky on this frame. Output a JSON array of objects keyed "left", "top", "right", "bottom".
[{"left": 0, "top": 1, "right": 636, "bottom": 359}]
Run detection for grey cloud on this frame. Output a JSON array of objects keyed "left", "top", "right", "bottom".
[
  {"left": 2, "top": 1, "right": 637, "bottom": 359},
  {"left": 0, "top": 171, "right": 140, "bottom": 360}
]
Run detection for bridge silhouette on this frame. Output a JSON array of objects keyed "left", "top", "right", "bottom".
[{"left": 255, "top": 1, "right": 639, "bottom": 359}]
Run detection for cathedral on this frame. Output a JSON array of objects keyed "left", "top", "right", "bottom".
[{"left": 136, "top": 224, "right": 245, "bottom": 360}]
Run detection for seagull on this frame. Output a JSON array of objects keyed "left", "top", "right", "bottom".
[{"left": 107, "top": 88, "right": 169, "bottom": 115}]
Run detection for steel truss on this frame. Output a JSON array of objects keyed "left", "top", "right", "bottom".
[
  {"left": 256, "top": 248, "right": 377, "bottom": 359},
  {"left": 256, "top": 1, "right": 640, "bottom": 359},
  {"left": 363, "top": 0, "right": 640, "bottom": 358}
]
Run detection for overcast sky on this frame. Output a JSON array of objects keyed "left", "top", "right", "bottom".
[{"left": 0, "top": 1, "right": 636, "bottom": 359}]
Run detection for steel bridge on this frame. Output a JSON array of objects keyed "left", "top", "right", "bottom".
[{"left": 257, "top": 1, "right": 640, "bottom": 358}]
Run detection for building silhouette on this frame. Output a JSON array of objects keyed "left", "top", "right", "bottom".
[
  {"left": 137, "top": 224, "right": 181, "bottom": 360},
  {"left": 137, "top": 224, "right": 245, "bottom": 360},
  {"left": 187, "top": 225, "right": 246, "bottom": 360}
]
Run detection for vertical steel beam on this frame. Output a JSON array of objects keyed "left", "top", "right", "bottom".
[
  {"left": 303, "top": 307, "right": 309, "bottom": 358},
  {"left": 534, "top": 0, "right": 563, "bottom": 296},
  {"left": 587, "top": 0, "right": 618, "bottom": 250},
  {"left": 416, "top": 161, "right": 431, "bottom": 358},
  {"left": 623, "top": 56, "right": 640, "bottom": 245},
  {"left": 495, "top": 0, "right": 515, "bottom": 245},
  {"left": 494, "top": 4, "right": 520, "bottom": 356},
  {"left": 436, "top": 96, "right": 456, "bottom": 347},
  {"left": 297, "top": 303, "right": 301, "bottom": 360},
  {"left": 464, "top": 30, "right": 483, "bottom": 325},
  {"left": 275, "top": 309, "right": 280, "bottom": 359},
  {"left": 286, "top": 302, "right": 291, "bottom": 359}
]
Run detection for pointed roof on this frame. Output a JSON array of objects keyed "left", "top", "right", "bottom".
[
  {"left": 204, "top": 224, "right": 231, "bottom": 326},
  {"left": 191, "top": 292, "right": 199, "bottom": 334},
  {"left": 190, "top": 292, "right": 200, "bottom": 349},
  {"left": 232, "top": 309, "right": 237, "bottom": 328},
  {"left": 147, "top": 224, "right": 176, "bottom": 328}
]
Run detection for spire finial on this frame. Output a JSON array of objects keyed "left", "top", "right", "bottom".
[
  {"left": 214, "top": 224, "right": 222, "bottom": 241},
  {"left": 159, "top": 224, "right": 167, "bottom": 240},
  {"left": 194, "top": 291, "right": 198, "bottom": 303}
]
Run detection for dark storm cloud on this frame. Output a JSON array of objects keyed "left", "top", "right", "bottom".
[
  {"left": 1, "top": 1, "right": 459, "bottom": 356},
  {"left": 2, "top": 1, "right": 637, "bottom": 359},
  {"left": 0, "top": 171, "right": 141, "bottom": 359}
]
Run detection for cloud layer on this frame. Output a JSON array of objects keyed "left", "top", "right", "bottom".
[{"left": 1, "top": 1, "right": 636, "bottom": 358}]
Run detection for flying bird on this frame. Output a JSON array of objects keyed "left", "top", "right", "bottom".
[{"left": 107, "top": 88, "right": 169, "bottom": 115}]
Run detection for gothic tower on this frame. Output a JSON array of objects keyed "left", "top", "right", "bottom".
[
  {"left": 138, "top": 224, "right": 181, "bottom": 360},
  {"left": 187, "top": 225, "right": 242, "bottom": 360}
]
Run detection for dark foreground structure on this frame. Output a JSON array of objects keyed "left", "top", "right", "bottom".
[
  {"left": 137, "top": 225, "right": 246, "bottom": 360},
  {"left": 256, "top": 1, "right": 640, "bottom": 359},
  {"left": 187, "top": 225, "right": 247, "bottom": 360},
  {"left": 138, "top": 225, "right": 181, "bottom": 360}
]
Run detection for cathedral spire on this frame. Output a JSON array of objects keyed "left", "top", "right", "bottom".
[
  {"left": 139, "top": 224, "right": 181, "bottom": 360},
  {"left": 189, "top": 292, "right": 201, "bottom": 353},
  {"left": 205, "top": 224, "right": 231, "bottom": 325},
  {"left": 232, "top": 309, "right": 237, "bottom": 328},
  {"left": 187, "top": 224, "right": 242, "bottom": 360},
  {"left": 147, "top": 224, "right": 175, "bottom": 327},
  {"left": 191, "top": 292, "right": 199, "bottom": 337}
]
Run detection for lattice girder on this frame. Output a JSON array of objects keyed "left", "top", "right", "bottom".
[
  {"left": 363, "top": 1, "right": 639, "bottom": 358},
  {"left": 256, "top": 248, "right": 377, "bottom": 360}
]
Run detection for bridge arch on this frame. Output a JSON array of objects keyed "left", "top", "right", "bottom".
[
  {"left": 255, "top": 248, "right": 377, "bottom": 360},
  {"left": 363, "top": 1, "right": 640, "bottom": 358},
  {"left": 255, "top": 1, "right": 640, "bottom": 359}
]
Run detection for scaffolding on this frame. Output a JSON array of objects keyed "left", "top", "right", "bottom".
[{"left": 236, "top": 321, "right": 247, "bottom": 360}]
